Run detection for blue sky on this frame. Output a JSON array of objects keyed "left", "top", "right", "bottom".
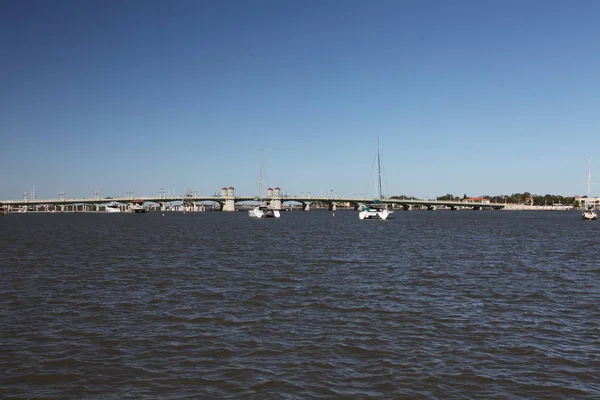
[{"left": 2, "top": 0, "right": 600, "bottom": 200}]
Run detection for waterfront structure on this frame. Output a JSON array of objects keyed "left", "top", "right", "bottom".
[
  {"left": 0, "top": 203, "right": 10, "bottom": 215},
  {"left": 0, "top": 188, "right": 510, "bottom": 213},
  {"left": 575, "top": 196, "right": 600, "bottom": 209},
  {"left": 463, "top": 197, "right": 491, "bottom": 204}
]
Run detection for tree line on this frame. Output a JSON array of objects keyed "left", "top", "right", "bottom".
[{"left": 392, "top": 193, "right": 581, "bottom": 206}]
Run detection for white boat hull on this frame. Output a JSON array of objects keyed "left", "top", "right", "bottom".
[
  {"left": 105, "top": 207, "right": 121, "bottom": 213},
  {"left": 249, "top": 207, "right": 280, "bottom": 218},
  {"left": 582, "top": 210, "right": 597, "bottom": 220},
  {"left": 359, "top": 209, "right": 393, "bottom": 220}
]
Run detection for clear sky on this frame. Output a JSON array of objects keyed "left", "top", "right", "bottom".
[{"left": 2, "top": 0, "right": 600, "bottom": 200}]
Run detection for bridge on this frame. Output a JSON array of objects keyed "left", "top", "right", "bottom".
[{"left": 1, "top": 187, "right": 507, "bottom": 212}]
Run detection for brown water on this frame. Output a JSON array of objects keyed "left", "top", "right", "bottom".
[{"left": 1, "top": 211, "right": 599, "bottom": 399}]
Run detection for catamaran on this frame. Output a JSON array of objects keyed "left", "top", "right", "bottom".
[
  {"left": 249, "top": 203, "right": 281, "bottom": 218},
  {"left": 249, "top": 151, "right": 281, "bottom": 219},
  {"left": 359, "top": 138, "right": 394, "bottom": 220}
]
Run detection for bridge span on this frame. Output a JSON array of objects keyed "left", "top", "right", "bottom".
[{"left": 1, "top": 188, "right": 507, "bottom": 212}]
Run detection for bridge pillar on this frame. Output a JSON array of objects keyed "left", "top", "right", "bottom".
[
  {"left": 223, "top": 199, "right": 235, "bottom": 211},
  {"left": 328, "top": 202, "right": 336, "bottom": 211},
  {"left": 270, "top": 187, "right": 282, "bottom": 210},
  {"left": 270, "top": 198, "right": 282, "bottom": 210},
  {"left": 222, "top": 187, "right": 236, "bottom": 212},
  {"left": 160, "top": 202, "right": 167, "bottom": 211},
  {"left": 403, "top": 204, "right": 412, "bottom": 210},
  {"left": 303, "top": 202, "right": 311, "bottom": 211}
]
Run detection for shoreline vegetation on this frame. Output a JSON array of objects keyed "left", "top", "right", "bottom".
[{"left": 393, "top": 193, "right": 588, "bottom": 207}]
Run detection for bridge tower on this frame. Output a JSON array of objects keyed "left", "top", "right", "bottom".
[
  {"left": 270, "top": 187, "right": 282, "bottom": 210},
  {"left": 222, "top": 186, "right": 236, "bottom": 212}
]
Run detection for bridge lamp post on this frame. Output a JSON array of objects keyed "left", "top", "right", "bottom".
[
  {"left": 59, "top": 192, "right": 65, "bottom": 201},
  {"left": 159, "top": 188, "right": 165, "bottom": 198},
  {"left": 127, "top": 191, "right": 134, "bottom": 199}
]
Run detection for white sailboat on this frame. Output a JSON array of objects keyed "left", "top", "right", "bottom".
[
  {"left": 582, "top": 208, "right": 597, "bottom": 220},
  {"left": 249, "top": 151, "right": 280, "bottom": 219},
  {"left": 359, "top": 138, "right": 394, "bottom": 220},
  {"left": 582, "top": 158, "right": 597, "bottom": 220},
  {"left": 249, "top": 204, "right": 280, "bottom": 218}
]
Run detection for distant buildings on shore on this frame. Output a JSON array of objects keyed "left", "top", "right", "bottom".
[{"left": 574, "top": 196, "right": 600, "bottom": 208}]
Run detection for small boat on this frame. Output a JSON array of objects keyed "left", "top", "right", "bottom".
[
  {"left": 359, "top": 202, "right": 393, "bottom": 220},
  {"left": 582, "top": 208, "right": 597, "bottom": 220},
  {"left": 359, "top": 138, "right": 394, "bottom": 220},
  {"left": 105, "top": 202, "right": 121, "bottom": 213},
  {"left": 249, "top": 204, "right": 280, "bottom": 218}
]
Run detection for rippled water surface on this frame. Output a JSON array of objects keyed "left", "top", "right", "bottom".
[{"left": 1, "top": 210, "right": 599, "bottom": 399}]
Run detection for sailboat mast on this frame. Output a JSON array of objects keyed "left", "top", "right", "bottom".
[
  {"left": 257, "top": 150, "right": 264, "bottom": 199},
  {"left": 377, "top": 138, "right": 382, "bottom": 199},
  {"left": 588, "top": 157, "right": 592, "bottom": 198}
]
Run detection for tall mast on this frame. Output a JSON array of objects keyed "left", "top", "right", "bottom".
[
  {"left": 257, "top": 150, "right": 264, "bottom": 199},
  {"left": 588, "top": 157, "right": 592, "bottom": 198},
  {"left": 377, "top": 138, "right": 382, "bottom": 199}
]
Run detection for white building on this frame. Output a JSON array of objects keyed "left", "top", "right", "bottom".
[{"left": 576, "top": 196, "right": 600, "bottom": 208}]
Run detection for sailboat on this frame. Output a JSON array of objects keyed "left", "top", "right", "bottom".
[
  {"left": 359, "top": 138, "right": 394, "bottom": 220},
  {"left": 582, "top": 158, "right": 597, "bottom": 220},
  {"left": 249, "top": 151, "right": 281, "bottom": 219}
]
